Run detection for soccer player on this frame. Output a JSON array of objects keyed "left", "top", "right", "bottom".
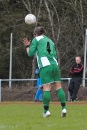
[
  {"left": 34, "top": 67, "right": 43, "bottom": 102},
  {"left": 22, "top": 26, "right": 67, "bottom": 117},
  {"left": 68, "top": 56, "right": 84, "bottom": 101}
]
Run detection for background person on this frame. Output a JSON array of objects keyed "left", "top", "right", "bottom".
[
  {"left": 23, "top": 26, "right": 67, "bottom": 117},
  {"left": 34, "top": 67, "right": 43, "bottom": 102},
  {"left": 68, "top": 56, "right": 84, "bottom": 102}
]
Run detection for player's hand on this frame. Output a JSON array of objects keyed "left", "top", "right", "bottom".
[{"left": 22, "top": 38, "right": 31, "bottom": 46}]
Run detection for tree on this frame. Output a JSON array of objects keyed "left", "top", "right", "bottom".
[{"left": 0, "top": 0, "right": 87, "bottom": 80}]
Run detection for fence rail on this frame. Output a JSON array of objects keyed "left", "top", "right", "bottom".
[{"left": 0, "top": 78, "right": 87, "bottom": 102}]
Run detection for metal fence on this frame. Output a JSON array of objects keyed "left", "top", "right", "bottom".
[{"left": 0, "top": 78, "right": 87, "bottom": 102}]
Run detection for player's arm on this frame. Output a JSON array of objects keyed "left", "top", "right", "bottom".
[
  {"left": 23, "top": 38, "right": 37, "bottom": 56},
  {"left": 28, "top": 38, "right": 37, "bottom": 56},
  {"left": 22, "top": 38, "right": 31, "bottom": 53}
]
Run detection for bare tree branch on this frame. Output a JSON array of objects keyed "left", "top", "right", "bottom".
[
  {"left": 22, "top": 0, "right": 31, "bottom": 13},
  {"left": 44, "top": 0, "right": 55, "bottom": 41},
  {"left": 36, "top": 0, "right": 43, "bottom": 24}
]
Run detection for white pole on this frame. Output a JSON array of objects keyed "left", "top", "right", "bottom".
[
  {"left": 9, "top": 33, "right": 13, "bottom": 89},
  {"left": 82, "top": 29, "right": 87, "bottom": 87}
]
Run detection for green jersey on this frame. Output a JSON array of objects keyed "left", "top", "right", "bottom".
[{"left": 28, "top": 35, "right": 58, "bottom": 68}]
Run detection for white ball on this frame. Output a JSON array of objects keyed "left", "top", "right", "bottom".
[{"left": 25, "top": 14, "right": 36, "bottom": 25}]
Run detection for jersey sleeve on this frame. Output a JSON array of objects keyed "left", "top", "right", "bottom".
[{"left": 28, "top": 38, "right": 37, "bottom": 57}]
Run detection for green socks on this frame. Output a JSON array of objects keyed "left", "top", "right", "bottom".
[
  {"left": 43, "top": 89, "right": 66, "bottom": 113},
  {"left": 43, "top": 91, "right": 51, "bottom": 113},
  {"left": 57, "top": 88, "right": 66, "bottom": 109}
]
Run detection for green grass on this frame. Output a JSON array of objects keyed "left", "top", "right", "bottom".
[{"left": 0, "top": 102, "right": 87, "bottom": 130}]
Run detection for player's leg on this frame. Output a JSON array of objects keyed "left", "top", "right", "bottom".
[
  {"left": 43, "top": 84, "right": 51, "bottom": 116},
  {"left": 55, "top": 82, "right": 66, "bottom": 109},
  {"left": 39, "top": 93, "right": 42, "bottom": 102},
  {"left": 35, "top": 88, "right": 42, "bottom": 101},
  {"left": 34, "top": 89, "right": 39, "bottom": 101},
  {"left": 53, "top": 65, "right": 67, "bottom": 117},
  {"left": 38, "top": 88, "right": 43, "bottom": 101},
  {"left": 55, "top": 82, "right": 67, "bottom": 117},
  {"left": 40, "top": 66, "right": 53, "bottom": 117},
  {"left": 72, "top": 78, "right": 81, "bottom": 101}
]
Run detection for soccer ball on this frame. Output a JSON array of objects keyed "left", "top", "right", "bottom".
[{"left": 25, "top": 14, "right": 36, "bottom": 25}]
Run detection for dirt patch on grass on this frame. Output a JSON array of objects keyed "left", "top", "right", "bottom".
[{"left": 0, "top": 101, "right": 87, "bottom": 106}]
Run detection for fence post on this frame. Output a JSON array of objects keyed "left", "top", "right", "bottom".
[
  {"left": 68, "top": 78, "right": 71, "bottom": 101},
  {"left": 0, "top": 79, "right": 1, "bottom": 102}
]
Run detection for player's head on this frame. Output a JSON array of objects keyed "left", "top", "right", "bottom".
[
  {"left": 75, "top": 56, "right": 81, "bottom": 64},
  {"left": 33, "top": 26, "right": 45, "bottom": 36}
]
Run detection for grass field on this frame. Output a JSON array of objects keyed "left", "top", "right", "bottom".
[{"left": 0, "top": 102, "right": 87, "bottom": 130}]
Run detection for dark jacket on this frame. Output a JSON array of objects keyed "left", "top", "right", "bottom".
[{"left": 70, "top": 63, "right": 84, "bottom": 78}]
